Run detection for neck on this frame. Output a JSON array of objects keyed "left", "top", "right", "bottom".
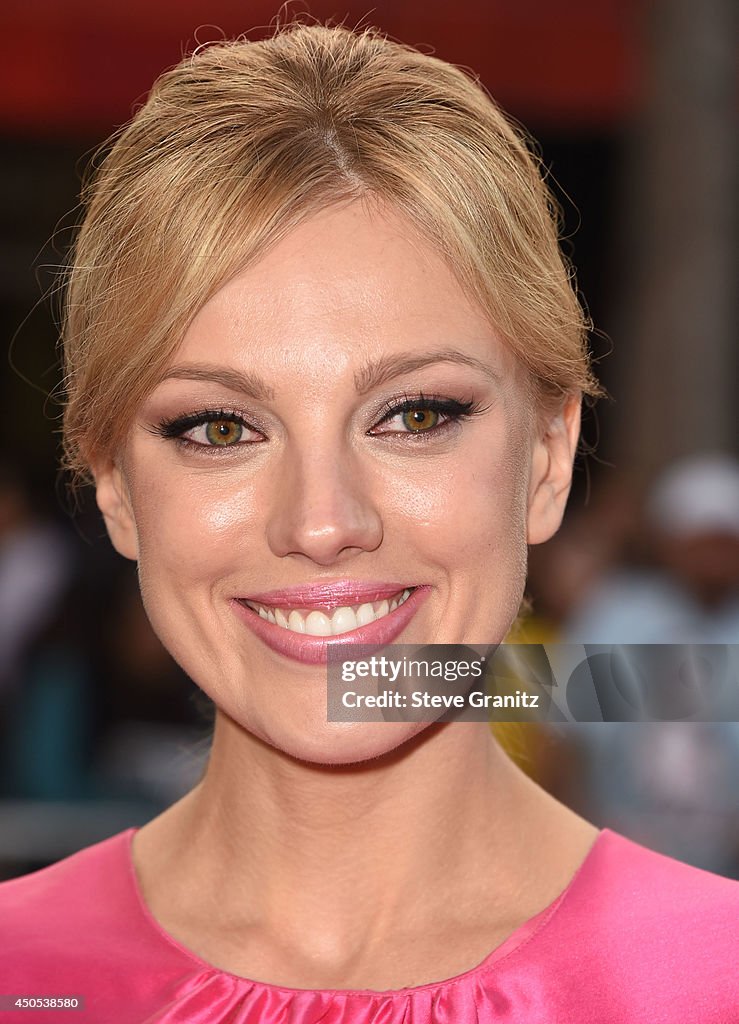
[{"left": 138, "top": 711, "right": 595, "bottom": 961}]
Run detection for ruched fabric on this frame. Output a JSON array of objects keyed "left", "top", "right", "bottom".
[{"left": 1, "top": 825, "right": 738, "bottom": 1023}]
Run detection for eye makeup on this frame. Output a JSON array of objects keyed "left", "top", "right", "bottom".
[
  {"left": 370, "top": 390, "right": 490, "bottom": 440},
  {"left": 146, "top": 389, "right": 491, "bottom": 454}
]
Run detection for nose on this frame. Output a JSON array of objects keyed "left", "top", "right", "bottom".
[{"left": 265, "top": 442, "right": 384, "bottom": 566}]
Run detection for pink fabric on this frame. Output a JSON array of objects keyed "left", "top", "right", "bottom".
[{"left": 1, "top": 825, "right": 738, "bottom": 1022}]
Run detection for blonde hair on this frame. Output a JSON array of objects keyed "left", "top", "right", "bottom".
[{"left": 61, "top": 21, "right": 604, "bottom": 481}]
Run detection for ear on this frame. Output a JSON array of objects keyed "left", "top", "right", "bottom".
[
  {"left": 91, "top": 459, "right": 139, "bottom": 561},
  {"left": 526, "top": 393, "right": 582, "bottom": 546}
]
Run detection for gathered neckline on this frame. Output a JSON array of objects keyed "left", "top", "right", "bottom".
[{"left": 122, "top": 824, "right": 607, "bottom": 998}]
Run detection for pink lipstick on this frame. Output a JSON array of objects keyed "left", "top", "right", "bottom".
[
  {"left": 230, "top": 584, "right": 431, "bottom": 665},
  {"left": 242, "top": 580, "right": 417, "bottom": 610}
]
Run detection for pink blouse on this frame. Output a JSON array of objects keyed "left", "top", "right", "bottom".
[{"left": 0, "top": 825, "right": 737, "bottom": 1023}]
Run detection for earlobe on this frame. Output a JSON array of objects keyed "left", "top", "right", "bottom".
[
  {"left": 526, "top": 394, "right": 582, "bottom": 546},
  {"left": 91, "top": 459, "right": 139, "bottom": 561}
]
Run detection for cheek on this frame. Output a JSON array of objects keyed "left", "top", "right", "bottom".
[
  {"left": 130, "top": 467, "right": 262, "bottom": 600},
  {"left": 386, "top": 433, "right": 530, "bottom": 568}
]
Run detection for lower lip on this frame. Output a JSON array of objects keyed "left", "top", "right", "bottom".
[{"left": 230, "top": 586, "right": 431, "bottom": 665}]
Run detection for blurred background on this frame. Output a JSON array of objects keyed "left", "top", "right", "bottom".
[{"left": 0, "top": 0, "right": 737, "bottom": 880}]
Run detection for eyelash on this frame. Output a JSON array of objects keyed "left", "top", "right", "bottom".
[
  {"left": 152, "top": 391, "right": 489, "bottom": 455},
  {"left": 374, "top": 392, "right": 487, "bottom": 438}
]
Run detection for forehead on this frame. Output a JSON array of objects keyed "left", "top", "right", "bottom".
[{"left": 175, "top": 200, "right": 522, "bottom": 388}]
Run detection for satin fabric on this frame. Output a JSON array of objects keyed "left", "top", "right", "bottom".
[{"left": 1, "top": 825, "right": 738, "bottom": 1023}]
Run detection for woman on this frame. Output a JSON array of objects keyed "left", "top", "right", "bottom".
[{"left": 1, "top": 21, "right": 737, "bottom": 1024}]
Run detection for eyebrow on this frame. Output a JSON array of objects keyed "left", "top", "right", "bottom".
[
  {"left": 353, "top": 349, "right": 501, "bottom": 394},
  {"left": 161, "top": 349, "right": 500, "bottom": 400},
  {"left": 161, "top": 364, "right": 275, "bottom": 402}
]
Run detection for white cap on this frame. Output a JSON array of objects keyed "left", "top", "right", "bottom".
[{"left": 646, "top": 453, "right": 739, "bottom": 538}]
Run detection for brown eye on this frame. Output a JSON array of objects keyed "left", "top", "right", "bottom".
[
  {"left": 205, "top": 420, "right": 244, "bottom": 445},
  {"left": 402, "top": 408, "right": 439, "bottom": 432}
]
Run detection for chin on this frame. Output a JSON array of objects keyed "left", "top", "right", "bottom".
[{"left": 240, "top": 708, "right": 433, "bottom": 767}]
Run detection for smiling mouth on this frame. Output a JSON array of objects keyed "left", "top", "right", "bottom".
[{"left": 240, "top": 588, "right": 414, "bottom": 636}]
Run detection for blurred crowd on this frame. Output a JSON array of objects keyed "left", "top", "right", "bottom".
[
  {"left": 0, "top": 451, "right": 738, "bottom": 880},
  {"left": 518, "top": 451, "right": 739, "bottom": 879},
  {"left": 0, "top": 464, "right": 212, "bottom": 876}
]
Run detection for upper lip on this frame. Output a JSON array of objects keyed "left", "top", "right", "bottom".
[{"left": 241, "top": 580, "right": 419, "bottom": 609}]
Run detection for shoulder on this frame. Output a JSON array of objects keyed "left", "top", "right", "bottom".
[
  {"left": 573, "top": 827, "right": 739, "bottom": 949},
  {"left": 537, "top": 828, "right": 739, "bottom": 1021},
  {"left": 0, "top": 830, "right": 130, "bottom": 950},
  {"left": 0, "top": 828, "right": 218, "bottom": 1022},
  {"left": 0, "top": 829, "right": 132, "bottom": 920},
  {"left": 0, "top": 829, "right": 166, "bottom": 992},
  {"left": 589, "top": 827, "right": 739, "bottom": 924}
]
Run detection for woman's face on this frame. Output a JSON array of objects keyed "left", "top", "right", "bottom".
[{"left": 95, "top": 200, "right": 580, "bottom": 764}]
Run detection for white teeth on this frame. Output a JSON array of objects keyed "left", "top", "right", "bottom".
[
  {"left": 331, "top": 606, "right": 359, "bottom": 634},
  {"left": 356, "top": 603, "right": 376, "bottom": 627},
  {"left": 287, "top": 610, "right": 306, "bottom": 633},
  {"left": 304, "top": 611, "right": 332, "bottom": 636},
  {"left": 246, "top": 588, "right": 413, "bottom": 636}
]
